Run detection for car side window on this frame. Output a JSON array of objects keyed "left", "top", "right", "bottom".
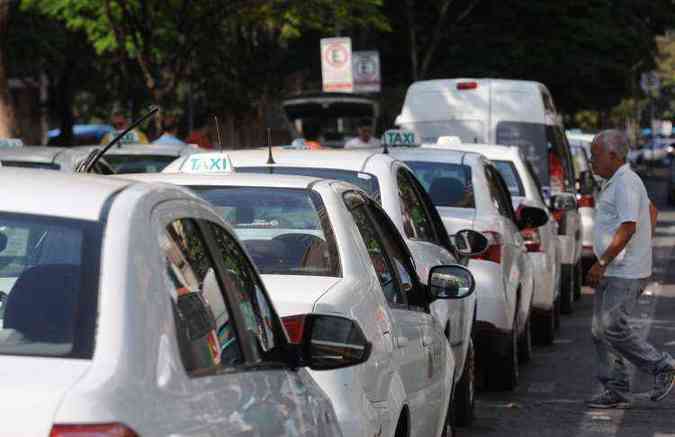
[
  {"left": 208, "top": 223, "right": 285, "bottom": 364},
  {"left": 491, "top": 168, "right": 519, "bottom": 223},
  {"left": 485, "top": 167, "right": 507, "bottom": 216},
  {"left": 161, "top": 218, "right": 243, "bottom": 376},
  {"left": 397, "top": 168, "right": 436, "bottom": 243},
  {"left": 349, "top": 202, "right": 406, "bottom": 306}
]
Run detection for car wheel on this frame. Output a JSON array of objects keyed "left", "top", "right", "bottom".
[
  {"left": 453, "top": 338, "right": 475, "bottom": 427},
  {"left": 517, "top": 316, "right": 532, "bottom": 363},
  {"left": 487, "top": 314, "right": 519, "bottom": 391},
  {"left": 560, "top": 274, "right": 574, "bottom": 315},
  {"left": 533, "top": 309, "right": 555, "bottom": 346},
  {"left": 573, "top": 261, "right": 582, "bottom": 301}
]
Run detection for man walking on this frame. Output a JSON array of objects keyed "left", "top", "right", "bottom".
[{"left": 586, "top": 129, "right": 675, "bottom": 409}]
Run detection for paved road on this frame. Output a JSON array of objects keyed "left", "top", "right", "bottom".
[{"left": 463, "top": 169, "right": 675, "bottom": 437}]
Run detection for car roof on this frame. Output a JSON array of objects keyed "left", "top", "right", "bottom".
[
  {"left": 75, "top": 144, "right": 198, "bottom": 157},
  {"left": 387, "top": 146, "right": 483, "bottom": 165},
  {"left": 222, "top": 148, "right": 390, "bottom": 172},
  {"left": 0, "top": 146, "right": 65, "bottom": 163},
  {"left": 121, "top": 172, "right": 323, "bottom": 190},
  {"left": 422, "top": 142, "right": 521, "bottom": 161},
  {"left": 0, "top": 168, "right": 134, "bottom": 220}
]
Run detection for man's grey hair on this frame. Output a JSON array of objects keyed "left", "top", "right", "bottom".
[{"left": 592, "top": 129, "right": 630, "bottom": 159}]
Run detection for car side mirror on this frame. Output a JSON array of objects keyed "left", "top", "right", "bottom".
[
  {"left": 550, "top": 192, "right": 577, "bottom": 211},
  {"left": 516, "top": 205, "right": 549, "bottom": 230},
  {"left": 450, "top": 229, "right": 488, "bottom": 257},
  {"left": 578, "top": 170, "right": 595, "bottom": 195},
  {"left": 300, "top": 314, "right": 371, "bottom": 371},
  {"left": 427, "top": 264, "right": 475, "bottom": 300},
  {"left": 0, "top": 232, "right": 7, "bottom": 253}
]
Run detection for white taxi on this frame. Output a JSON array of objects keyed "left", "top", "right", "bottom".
[
  {"left": 125, "top": 165, "right": 479, "bottom": 437},
  {"left": 165, "top": 149, "right": 487, "bottom": 425},
  {"left": 0, "top": 146, "right": 113, "bottom": 173},
  {"left": 0, "top": 167, "right": 367, "bottom": 437}
]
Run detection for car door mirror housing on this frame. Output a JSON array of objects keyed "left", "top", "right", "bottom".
[
  {"left": 516, "top": 205, "right": 549, "bottom": 230},
  {"left": 428, "top": 264, "right": 475, "bottom": 300},
  {"left": 450, "top": 229, "right": 489, "bottom": 257},
  {"left": 550, "top": 192, "right": 577, "bottom": 211},
  {"left": 300, "top": 314, "right": 372, "bottom": 371}
]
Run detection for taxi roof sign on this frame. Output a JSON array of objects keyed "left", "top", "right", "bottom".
[
  {"left": 0, "top": 139, "right": 24, "bottom": 148},
  {"left": 382, "top": 129, "right": 417, "bottom": 147},
  {"left": 179, "top": 153, "right": 235, "bottom": 174}
]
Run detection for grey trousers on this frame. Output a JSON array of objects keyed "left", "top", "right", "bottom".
[{"left": 592, "top": 276, "right": 673, "bottom": 394}]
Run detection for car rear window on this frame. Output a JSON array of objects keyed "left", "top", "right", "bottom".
[
  {"left": 192, "top": 187, "right": 341, "bottom": 277},
  {"left": 0, "top": 161, "right": 60, "bottom": 170},
  {"left": 0, "top": 213, "right": 101, "bottom": 358},
  {"left": 405, "top": 161, "right": 475, "bottom": 208},
  {"left": 105, "top": 154, "right": 177, "bottom": 174},
  {"left": 236, "top": 166, "right": 381, "bottom": 200},
  {"left": 493, "top": 161, "right": 525, "bottom": 196}
]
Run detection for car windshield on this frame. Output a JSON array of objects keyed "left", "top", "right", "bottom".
[
  {"left": 104, "top": 154, "right": 178, "bottom": 174},
  {"left": 236, "top": 166, "right": 381, "bottom": 200},
  {"left": 405, "top": 161, "right": 475, "bottom": 208},
  {"left": 0, "top": 213, "right": 100, "bottom": 358},
  {"left": 192, "top": 187, "right": 341, "bottom": 277},
  {"left": 0, "top": 160, "right": 60, "bottom": 170},
  {"left": 493, "top": 161, "right": 525, "bottom": 196}
]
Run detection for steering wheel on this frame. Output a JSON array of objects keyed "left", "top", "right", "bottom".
[{"left": 273, "top": 233, "right": 324, "bottom": 265}]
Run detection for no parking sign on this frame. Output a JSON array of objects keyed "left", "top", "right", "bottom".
[{"left": 321, "top": 37, "right": 353, "bottom": 93}]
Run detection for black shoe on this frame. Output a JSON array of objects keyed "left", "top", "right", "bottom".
[
  {"left": 586, "top": 390, "right": 631, "bottom": 409},
  {"left": 651, "top": 369, "right": 675, "bottom": 402}
]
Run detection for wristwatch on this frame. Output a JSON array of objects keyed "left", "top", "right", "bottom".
[{"left": 598, "top": 257, "right": 609, "bottom": 268}]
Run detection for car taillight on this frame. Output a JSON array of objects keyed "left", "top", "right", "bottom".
[
  {"left": 50, "top": 423, "right": 138, "bottom": 437},
  {"left": 473, "top": 231, "right": 502, "bottom": 263},
  {"left": 281, "top": 314, "right": 307, "bottom": 344},
  {"left": 551, "top": 209, "right": 564, "bottom": 225},
  {"left": 521, "top": 228, "right": 542, "bottom": 252},
  {"left": 578, "top": 195, "right": 595, "bottom": 208},
  {"left": 456, "top": 81, "right": 478, "bottom": 90}
]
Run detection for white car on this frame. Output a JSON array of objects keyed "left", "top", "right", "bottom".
[
  {"left": 0, "top": 146, "right": 113, "bottom": 173},
  {"left": 570, "top": 144, "right": 599, "bottom": 282},
  {"left": 388, "top": 145, "right": 549, "bottom": 389},
  {"left": 425, "top": 143, "right": 562, "bottom": 345},
  {"left": 0, "top": 167, "right": 367, "bottom": 437},
  {"left": 75, "top": 143, "right": 201, "bottom": 174},
  {"left": 125, "top": 168, "right": 478, "bottom": 437},
  {"left": 166, "top": 148, "right": 486, "bottom": 424}
]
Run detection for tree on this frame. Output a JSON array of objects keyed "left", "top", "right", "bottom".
[{"left": 0, "top": 0, "right": 14, "bottom": 137}]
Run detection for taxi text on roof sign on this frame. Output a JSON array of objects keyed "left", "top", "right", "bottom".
[
  {"left": 179, "top": 153, "right": 235, "bottom": 174},
  {"left": 382, "top": 129, "right": 417, "bottom": 147},
  {"left": 0, "top": 139, "right": 24, "bottom": 148}
]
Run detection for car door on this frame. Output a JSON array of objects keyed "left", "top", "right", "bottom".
[
  {"left": 348, "top": 194, "right": 446, "bottom": 437},
  {"left": 154, "top": 209, "right": 338, "bottom": 437}
]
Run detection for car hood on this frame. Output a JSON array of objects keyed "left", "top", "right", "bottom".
[
  {"left": 260, "top": 275, "right": 341, "bottom": 316},
  {"left": 0, "top": 357, "right": 89, "bottom": 436},
  {"left": 436, "top": 207, "right": 476, "bottom": 235}
]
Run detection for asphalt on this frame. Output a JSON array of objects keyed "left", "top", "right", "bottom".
[{"left": 463, "top": 168, "right": 675, "bottom": 437}]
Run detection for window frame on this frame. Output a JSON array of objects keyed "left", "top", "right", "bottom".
[{"left": 396, "top": 167, "right": 440, "bottom": 245}]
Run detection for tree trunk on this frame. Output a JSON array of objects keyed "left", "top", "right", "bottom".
[
  {"left": 405, "top": 0, "right": 419, "bottom": 81},
  {"left": 0, "top": 1, "right": 15, "bottom": 137}
]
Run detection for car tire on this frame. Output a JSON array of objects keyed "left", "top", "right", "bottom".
[
  {"left": 487, "top": 314, "right": 519, "bottom": 391},
  {"left": 453, "top": 338, "right": 475, "bottom": 427},
  {"left": 560, "top": 275, "right": 574, "bottom": 315},
  {"left": 533, "top": 309, "right": 556, "bottom": 346},
  {"left": 573, "top": 261, "right": 582, "bottom": 301},
  {"left": 517, "top": 316, "right": 532, "bottom": 363}
]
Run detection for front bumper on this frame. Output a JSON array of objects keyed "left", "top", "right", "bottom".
[
  {"left": 468, "top": 259, "right": 511, "bottom": 332},
  {"left": 529, "top": 252, "right": 556, "bottom": 311}
]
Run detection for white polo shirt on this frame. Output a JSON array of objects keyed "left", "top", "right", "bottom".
[
  {"left": 345, "top": 136, "right": 380, "bottom": 149},
  {"left": 593, "top": 164, "right": 652, "bottom": 278}
]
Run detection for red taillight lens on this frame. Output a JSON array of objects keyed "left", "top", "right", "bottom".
[
  {"left": 50, "top": 423, "right": 138, "bottom": 437},
  {"left": 520, "top": 228, "right": 542, "bottom": 252},
  {"left": 551, "top": 209, "right": 564, "bottom": 224},
  {"left": 281, "top": 314, "right": 307, "bottom": 344},
  {"left": 457, "top": 81, "right": 478, "bottom": 90},
  {"left": 473, "top": 231, "right": 502, "bottom": 263},
  {"left": 578, "top": 195, "right": 595, "bottom": 208}
]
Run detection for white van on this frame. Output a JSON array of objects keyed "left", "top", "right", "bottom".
[{"left": 396, "top": 78, "right": 583, "bottom": 313}]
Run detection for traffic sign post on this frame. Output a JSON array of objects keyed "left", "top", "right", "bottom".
[
  {"left": 321, "top": 38, "right": 353, "bottom": 93},
  {"left": 353, "top": 51, "right": 381, "bottom": 93}
]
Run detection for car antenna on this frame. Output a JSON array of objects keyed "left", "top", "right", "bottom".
[
  {"left": 77, "top": 106, "right": 159, "bottom": 173},
  {"left": 213, "top": 115, "right": 224, "bottom": 151},
  {"left": 266, "top": 128, "right": 276, "bottom": 164}
]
